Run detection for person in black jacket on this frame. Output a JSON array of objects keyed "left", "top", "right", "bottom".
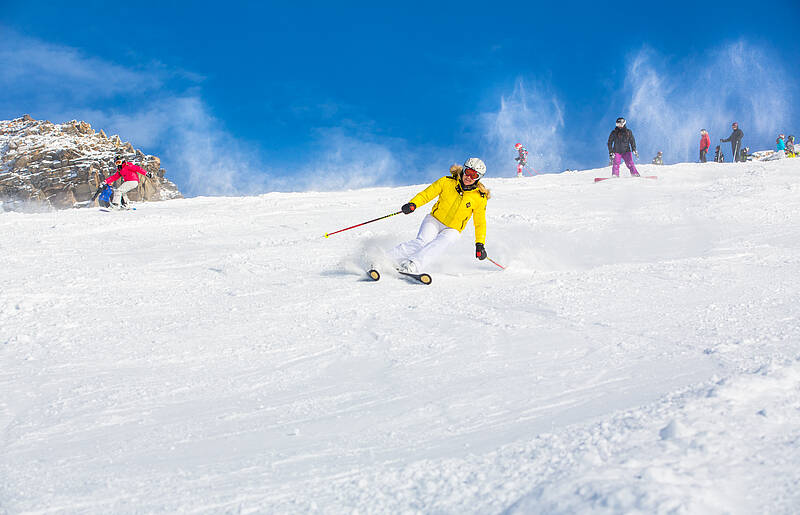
[
  {"left": 607, "top": 117, "right": 640, "bottom": 177},
  {"left": 721, "top": 122, "right": 744, "bottom": 162},
  {"left": 714, "top": 145, "right": 725, "bottom": 163}
]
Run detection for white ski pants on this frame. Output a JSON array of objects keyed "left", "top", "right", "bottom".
[
  {"left": 390, "top": 214, "right": 461, "bottom": 270},
  {"left": 112, "top": 181, "right": 139, "bottom": 206}
]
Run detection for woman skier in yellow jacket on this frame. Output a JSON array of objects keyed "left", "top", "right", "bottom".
[{"left": 391, "top": 157, "right": 490, "bottom": 273}]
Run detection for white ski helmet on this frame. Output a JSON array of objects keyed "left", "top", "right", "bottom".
[{"left": 463, "top": 157, "right": 486, "bottom": 179}]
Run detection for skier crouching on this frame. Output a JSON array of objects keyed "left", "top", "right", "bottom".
[
  {"left": 607, "top": 117, "right": 640, "bottom": 177},
  {"left": 390, "top": 158, "right": 490, "bottom": 274},
  {"left": 105, "top": 156, "right": 153, "bottom": 209}
]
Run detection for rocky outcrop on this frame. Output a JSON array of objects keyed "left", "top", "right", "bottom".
[{"left": 0, "top": 115, "right": 182, "bottom": 211}]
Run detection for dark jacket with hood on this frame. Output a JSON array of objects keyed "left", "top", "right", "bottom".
[
  {"left": 607, "top": 127, "right": 637, "bottom": 154},
  {"left": 721, "top": 128, "right": 744, "bottom": 146},
  {"left": 721, "top": 127, "right": 744, "bottom": 161}
]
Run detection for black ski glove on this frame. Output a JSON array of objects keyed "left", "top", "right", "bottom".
[
  {"left": 401, "top": 202, "right": 416, "bottom": 214},
  {"left": 475, "top": 243, "right": 487, "bottom": 260},
  {"left": 146, "top": 171, "right": 154, "bottom": 179},
  {"left": 609, "top": 152, "right": 614, "bottom": 160}
]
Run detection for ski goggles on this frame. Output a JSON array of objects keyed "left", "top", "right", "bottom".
[
  {"left": 615, "top": 121, "right": 626, "bottom": 127},
  {"left": 463, "top": 167, "right": 480, "bottom": 180}
]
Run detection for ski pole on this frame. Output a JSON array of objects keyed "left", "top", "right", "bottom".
[
  {"left": 85, "top": 184, "right": 105, "bottom": 207},
  {"left": 90, "top": 186, "right": 103, "bottom": 201},
  {"left": 487, "top": 257, "right": 505, "bottom": 269},
  {"left": 324, "top": 210, "right": 403, "bottom": 238}
]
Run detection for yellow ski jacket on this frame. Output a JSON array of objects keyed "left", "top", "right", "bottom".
[{"left": 409, "top": 176, "right": 488, "bottom": 244}]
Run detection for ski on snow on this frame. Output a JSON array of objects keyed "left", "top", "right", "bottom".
[
  {"left": 594, "top": 175, "right": 657, "bottom": 183},
  {"left": 367, "top": 269, "right": 432, "bottom": 285}
]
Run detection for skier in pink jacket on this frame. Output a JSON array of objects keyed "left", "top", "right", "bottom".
[{"left": 105, "top": 156, "right": 152, "bottom": 209}]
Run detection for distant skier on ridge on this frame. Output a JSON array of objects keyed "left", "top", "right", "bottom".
[
  {"left": 651, "top": 151, "right": 663, "bottom": 165},
  {"left": 699, "top": 129, "right": 710, "bottom": 163},
  {"left": 720, "top": 122, "right": 744, "bottom": 162},
  {"left": 514, "top": 143, "right": 529, "bottom": 177},
  {"left": 607, "top": 117, "right": 640, "bottom": 177},
  {"left": 714, "top": 145, "right": 725, "bottom": 163}
]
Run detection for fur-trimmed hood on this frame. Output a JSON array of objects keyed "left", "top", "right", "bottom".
[{"left": 408, "top": 168, "right": 490, "bottom": 243}]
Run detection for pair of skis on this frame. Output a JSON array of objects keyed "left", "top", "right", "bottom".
[
  {"left": 99, "top": 206, "right": 137, "bottom": 212},
  {"left": 367, "top": 268, "right": 432, "bottom": 285},
  {"left": 594, "top": 175, "right": 657, "bottom": 183}
]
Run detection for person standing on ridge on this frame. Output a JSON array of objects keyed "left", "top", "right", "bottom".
[
  {"left": 786, "top": 135, "right": 795, "bottom": 157},
  {"left": 652, "top": 151, "right": 663, "bottom": 165},
  {"left": 699, "top": 129, "right": 711, "bottom": 163},
  {"left": 776, "top": 134, "right": 786, "bottom": 152},
  {"left": 104, "top": 155, "right": 153, "bottom": 209},
  {"left": 721, "top": 122, "right": 744, "bottom": 162},
  {"left": 514, "top": 143, "right": 529, "bottom": 177},
  {"left": 714, "top": 145, "right": 725, "bottom": 163},
  {"left": 607, "top": 117, "right": 640, "bottom": 177},
  {"left": 389, "top": 158, "right": 490, "bottom": 274}
]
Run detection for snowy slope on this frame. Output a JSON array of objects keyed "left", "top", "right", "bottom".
[{"left": 1, "top": 159, "right": 799, "bottom": 513}]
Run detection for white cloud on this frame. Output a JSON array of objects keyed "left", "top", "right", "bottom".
[
  {"left": 0, "top": 30, "right": 400, "bottom": 196},
  {"left": 0, "top": 32, "right": 158, "bottom": 100},
  {"left": 623, "top": 42, "right": 795, "bottom": 162},
  {"left": 88, "top": 96, "right": 273, "bottom": 197},
  {"left": 91, "top": 98, "right": 415, "bottom": 196},
  {"left": 482, "top": 79, "right": 567, "bottom": 175},
  {"left": 292, "top": 128, "right": 407, "bottom": 191},
  {"left": 0, "top": 30, "right": 449, "bottom": 196}
]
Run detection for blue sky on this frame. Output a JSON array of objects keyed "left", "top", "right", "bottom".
[{"left": 2, "top": 2, "right": 798, "bottom": 195}]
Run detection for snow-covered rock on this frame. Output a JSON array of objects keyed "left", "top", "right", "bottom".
[{"left": 0, "top": 115, "right": 182, "bottom": 211}]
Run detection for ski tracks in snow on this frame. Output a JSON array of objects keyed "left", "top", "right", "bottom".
[{"left": 1, "top": 160, "right": 800, "bottom": 512}]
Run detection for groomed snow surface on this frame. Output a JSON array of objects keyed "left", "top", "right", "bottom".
[{"left": 2, "top": 159, "right": 799, "bottom": 514}]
